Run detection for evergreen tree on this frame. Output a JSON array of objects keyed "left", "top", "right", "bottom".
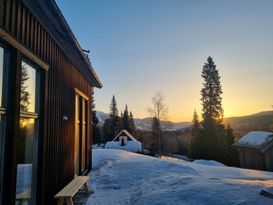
[
  {"left": 122, "top": 104, "right": 130, "bottom": 131},
  {"left": 119, "top": 111, "right": 124, "bottom": 130},
  {"left": 191, "top": 109, "right": 200, "bottom": 136},
  {"left": 93, "top": 110, "right": 101, "bottom": 144},
  {"left": 20, "top": 64, "right": 31, "bottom": 111},
  {"left": 201, "top": 56, "right": 223, "bottom": 122},
  {"left": 188, "top": 110, "right": 201, "bottom": 157},
  {"left": 102, "top": 95, "right": 120, "bottom": 142},
  {"left": 224, "top": 125, "right": 239, "bottom": 166},
  {"left": 102, "top": 119, "right": 112, "bottom": 142},
  {"left": 200, "top": 57, "right": 225, "bottom": 162},
  {"left": 129, "top": 111, "right": 136, "bottom": 133},
  {"left": 190, "top": 57, "right": 238, "bottom": 165},
  {"left": 150, "top": 117, "right": 160, "bottom": 154},
  {"left": 91, "top": 92, "right": 101, "bottom": 144},
  {"left": 109, "top": 95, "right": 120, "bottom": 136}
]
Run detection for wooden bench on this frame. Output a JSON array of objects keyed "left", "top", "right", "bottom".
[
  {"left": 260, "top": 187, "right": 273, "bottom": 199},
  {"left": 55, "top": 176, "right": 91, "bottom": 205}
]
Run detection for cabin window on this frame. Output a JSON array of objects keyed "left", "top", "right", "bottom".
[
  {"left": 0, "top": 46, "right": 7, "bottom": 204},
  {"left": 16, "top": 61, "right": 40, "bottom": 205},
  {"left": 75, "top": 91, "right": 88, "bottom": 175}
]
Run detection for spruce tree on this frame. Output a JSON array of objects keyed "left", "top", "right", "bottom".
[
  {"left": 20, "top": 64, "right": 31, "bottom": 111},
  {"left": 201, "top": 56, "right": 223, "bottom": 122},
  {"left": 122, "top": 104, "right": 130, "bottom": 131},
  {"left": 188, "top": 110, "right": 201, "bottom": 157},
  {"left": 200, "top": 57, "right": 225, "bottom": 161},
  {"left": 224, "top": 125, "right": 239, "bottom": 166},
  {"left": 91, "top": 91, "right": 101, "bottom": 144},
  {"left": 93, "top": 110, "right": 101, "bottom": 144},
  {"left": 151, "top": 117, "right": 160, "bottom": 154},
  {"left": 191, "top": 109, "right": 200, "bottom": 136},
  {"left": 108, "top": 95, "right": 120, "bottom": 139},
  {"left": 129, "top": 111, "right": 136, "bottom": 133},
  {"left": 191, "top": 56, "right": 238, "bottom": 164}
]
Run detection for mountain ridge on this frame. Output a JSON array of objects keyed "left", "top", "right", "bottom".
[{"left": 96, "top": 110, "right": 273, "bottom": 132}]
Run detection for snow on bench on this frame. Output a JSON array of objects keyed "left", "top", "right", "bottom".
[{"left": 55, "top": 176, "right": 91, "bottom": 205}]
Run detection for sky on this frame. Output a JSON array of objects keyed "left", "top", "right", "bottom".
[{"left": 56, "top": 0, "right": 273, "bottom": 122}]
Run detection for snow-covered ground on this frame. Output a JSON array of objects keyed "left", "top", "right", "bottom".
[
  {"left": 105, "top": 141, "right": 142, "bottom": 153},
  {"left": 86, "top": 149, "right": 273, "bottom": 205}
]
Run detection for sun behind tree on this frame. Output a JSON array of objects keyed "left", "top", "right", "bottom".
[{"left": 189, "top": 57, "right": 238, "bottom": 165}]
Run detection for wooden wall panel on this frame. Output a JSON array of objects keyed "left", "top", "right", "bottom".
[{"left": 0, "top": 0, "right": 94, "bottom": 204}]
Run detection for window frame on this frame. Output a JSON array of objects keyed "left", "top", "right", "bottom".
[
  {"left": 15, "top": 58, "right": 42, "bottom": 205},
  {"left": 0, "top": 42, "right": 10, "bottom": 205}
]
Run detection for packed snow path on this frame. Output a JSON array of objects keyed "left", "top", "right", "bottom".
[{"left": 86, "top": 149, "right": 273, "bottom": 205}]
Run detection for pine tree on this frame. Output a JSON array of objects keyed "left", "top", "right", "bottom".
[
  {"left": 129, "top": 111, "right": 136, "bottom": 133},
  {"left": 91, "top": 91, "right": 101, "bottom": 144},
  {"left": 201, "top": 56, "right": 223, "bottom": 122},
  {"left": 150, "top": 117, "right": 160, "bottom": 154},
  {"left": 110, "top": 95, "right": 118, "bottom": 119},
  {"left": 93, "top": 110, "right": 101, "bottom": 144},
  {"left": 122, "top": 104, "right": 130, "bottom": 131},
  {"left": 199, "top": 57, "right": 225, "bottom": 162},
  {"left": 110, "top": 95, "right": 120, "bottom": 135},
  {"left": 188, "top": 110, "right": 201, "bottom": 157},
  {"left": 224, "top": 125, "right": 239, "bottom": 166},
  {"left": 20, "top": 64, "right": 31, "bottom": 111},
  {"left": 191, "top": 57, "right": 238, "bottom": 164},
  {"left": 191, "top": 109, "right": 200, "bottom": 136},
  {"left": 102, "top": 95, "right": 120, "bottom": 141}
]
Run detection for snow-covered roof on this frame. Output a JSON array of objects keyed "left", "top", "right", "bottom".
[
  {"left": 234, "top": 131, "right": 273, "bottom": 151},
  {"left": 112, "top": 130, "right": 139, "bottom": 142},
  {"left": 105, "top": 141, "right": 142, "bottom": 153}
]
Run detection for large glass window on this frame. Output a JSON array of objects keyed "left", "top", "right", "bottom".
[
  {"left": 0, "top": 47, "right": 4, "bottom": 106},
  {"left": 0, "top": 45, "right": 7, "bottom": 205},
  {"left": 16, "top": 61, "right": 40, "bottom": 205}
]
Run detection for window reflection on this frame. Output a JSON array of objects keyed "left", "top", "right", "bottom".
[
  {"left": 16, "top": 118, "right": 35, "bottom": 204},
  {"left": 0, "top": 116, "right": 4, "bottom": 201},
  {"left": 0, "top": 46, "right": 5, "bottom": 203},
  {"left": 0, "top": 47, "right": 4, "bottom": 106},
  {"left": 20, "top": 62, "right": 36, "bottom": 113}
]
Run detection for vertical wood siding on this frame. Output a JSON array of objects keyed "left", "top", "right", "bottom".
[{"left": 0, "top": 0, "right": 94, "bottom": 204}]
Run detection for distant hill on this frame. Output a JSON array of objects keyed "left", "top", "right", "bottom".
[
  {"left": 96, "top": 110, "right": 273, "bottom": 133},
  {"left": 224, "top": 111, "right": 273, "bottom": 133},
  {"left": 96, "top": 111, "right": 191, "bottom": 131}
]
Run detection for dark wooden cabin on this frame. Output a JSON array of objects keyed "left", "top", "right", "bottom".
[
  {"left": 0, "top": 0, "right": 102, "bottom": 204},
  {"left": 234, "top": 131, "right": 273, "bottom": 171}
]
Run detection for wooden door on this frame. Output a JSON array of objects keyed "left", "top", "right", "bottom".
[{"left": 74, "top": 92, "right": 88, "bottom": 176}]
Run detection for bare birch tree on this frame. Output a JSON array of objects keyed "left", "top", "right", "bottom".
[{"left": 148, "top": 91, "right": 168, "bottom": 157}]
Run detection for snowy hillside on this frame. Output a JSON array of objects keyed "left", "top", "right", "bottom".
[
  {"left": 96, "top": 111, "right": 191, "bottom": 131},
  {"left": 86, "top": 149, "right": 273, "bottom": 205}
]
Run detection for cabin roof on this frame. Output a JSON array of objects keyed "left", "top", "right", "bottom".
[
  {"left": 21, "top": 0, "right": 102, "bottom": 88},
  {"left": 112, "top": 130, "right": 139, "bottom": 142},
  {"left": 234, "top": 131, "right": 273, "bottom": 152}
]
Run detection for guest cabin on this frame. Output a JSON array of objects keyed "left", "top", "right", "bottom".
[
  {"left": 113, "top": 130, "right": 138, "bottom": 144},
  {"left": 0, "top": 0, "right": 102, "bottom": 204},
  {"left": 105, "top": 130, "right": 143, "bottom": 153}
]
